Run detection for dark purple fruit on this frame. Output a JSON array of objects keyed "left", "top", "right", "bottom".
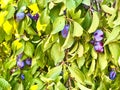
[
  {"left": 33, "top": 13, "right": 39, "bottom": 21},
  {"left": 61, "top": 24, "right": 70, "bottom": 38},
  {"left": 94, "top": 41, "right": 104, "bottom": 53},
  {"left": 94, "top": 29, "right": 104, "bottom": 41},
  {"left": 25, "top": 58, "right": 32, "bottom": 66},
  {"left": 109, "top": 70, "right": 116, "bottom": 80},
  {"left": 17, "top": 60, "right": 25, "bottom": 69}
]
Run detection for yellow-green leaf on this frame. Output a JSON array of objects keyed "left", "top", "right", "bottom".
[
  {"left": 3, "top": 21, "right": 12, "bottom": 35},
  {"left": 87, "top": 59, "right": 95, "bottom": 76},
  {"left": 68, "top": 65, "right": 85, "bottom": 84},
  {"left": 28, "top": 3, "right": 39, "bottom": 15},
  {"left": 88, "top": 12, "right": 99, "bottom": 33},
  {"left": 51, "top": 16, "right": 65, "bottom": 34},
  {"left": 73, "top": 21, "right": 83, "bottom": 37},
  {"left": 0, "top": 11, "right": 8, "bottom": 27}
]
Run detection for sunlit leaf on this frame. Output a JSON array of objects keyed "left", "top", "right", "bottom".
[
  {"left": 51, "top": 16, "right": 65, "bottom": 34},
  {"left": 28, "top": 3, "right": 39, "bottom": 14},
  {"left": 104, "top": 26, "right": 120, "bottom": 45},
  {"left": 46, "top": 65, "right": 62, "bottom": 80},
  {"left": 68, "top": 65, "right": 85, "bottom": 84},
  {"left": 3, "top": 21, "right": 12, "bottom": 35},
  {"left": 88, "top": 12, "right": 99, "bottom": 33},
  {"left": 73, "top": 21, "right": 83, "bottom": 37},
  {"left": 51, "top": 43, "right": 65, "bottom": 65}
]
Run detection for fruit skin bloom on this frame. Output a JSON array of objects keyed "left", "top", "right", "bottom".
[
  {"left": 109, "top": 70, "right": 116, "bottom": 80},
  {"left": 17, "top": 60, "right": 25, "bottom": 69},
  {"left": 16, "top": 53, "right": 25, "bottom": 69},
  {"left": 16, "top": 12, "right": 25, "bottom": 21},
  {"left": 25, "top": 58, "right": 32, "bottom": 66},
  {"left": 94, "top": 29, "right": 104, "bottom": 41},
  {"left": 61, "top": 24, "right": 70, "bottom": 38},
  {"left": 94, "top": 41, "right": 104, "bottom": 53}
]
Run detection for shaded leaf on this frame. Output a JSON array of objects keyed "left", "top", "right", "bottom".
[{"left": 87, "top": 59, "right": 95, "bottom": 76}]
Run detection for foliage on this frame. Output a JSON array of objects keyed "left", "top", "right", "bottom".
[{"left": 0, "top": 0, "right": 120, "bottom": 90}]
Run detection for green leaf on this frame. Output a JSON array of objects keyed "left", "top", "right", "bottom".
[
  {"left": 113, "top": 12, "right": 120, "bottom": 27},
  {"left": 0, "top": 78, "right": 11, "bottom": 90},
  {"left": 18, "top": 21, "right": 25, "bottom": 34},
  {"left": 98, "top": 53, "right": 107, "bottom": 71},
  {"left": 62, "top": 30, "right": 74, "bottom": 49},
  {"left": 88, "top": 12, "right": 99, "bottom": 33},
  {"left": 0, "top": 28, "right": 5, "bottom": 43},
  {"left": 25, "top": 27, "right": 37, "bottom": 35},
  {"left": 3, "top": 21, "right": 12, "bottom": 35},
  {"left": 97, "top": 81, "right": 107, "bottom": 90},
  {"left": 82, "top": 12, "right": 92, "bottom": 30},
  {"left": 109, "top": 43, "right": 120, "bottom": 65},
  {"left": 68, "top": 65, "right": 85, "bottom": 84},
  {"left": 91, "top": 47, "right": 97, "bottom": 59},
  {"left": 82, "top": 0, "right": 90, "bottom": 6},
  {"left": 6, "top": 5, "right": 15, "bottom": 19},
  {"left": 87, "top": 59, "right": 95, "bottom": 76},
  {"left": 66, "top": 0, "right": 76, "bottom": 10},
  {"left": 51, "top": 16, "right": 65, "bottom": 34},
  {"left": 69, "top": 9, "right": 81, "bottom": 20},
  {"left": 74, "top": 0, "right": 82, "bottom": 7},
  {"left": 101, "top": 5, "right": 115, "bottom": 15},
  {"left": 104, "top": 26, "right": 120, "bottom": 45},
  {"left": 40, "top": 8, "right": 50, "bottom": 24},
  {"left": 76, "top": 56, "right": 85, "bottom": 69},
  {"left": 77, "top": 43, "right": 84, "bottom": 57},
  {"left": 73, "top": 21, "right": 83, "bottom": 37},
  {"left": 17, "top": 83, "right": 24, "bottom": 90},
  {"left": 51, "top": 43, "right": 65, "bottom": 65},
  {"left": 46, "top": 65, "right": 62, "bottom": 80},
  {"left": 55, "top": 81, "right": 66, "bottom": 90},
  {"left": 24, "top": 42, "right": 34, "bottom": 57},
  {"left": 77, "top": 82, "right": 91, "bottom": 90}
]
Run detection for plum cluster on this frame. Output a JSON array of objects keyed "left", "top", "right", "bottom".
[
  {"left": 16, "top": 12, "right": 39, "bottom": 22},
  {"left": 17, "top": 53, "right": 32, "bottom": 69},
  {"left": 91, "top": 29, "right": 104, "bottom": 53},
  {"left": 16, "top": 53, "right": 32, "bottom": 80}
]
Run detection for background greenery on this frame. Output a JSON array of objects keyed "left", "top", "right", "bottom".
[{"left": 0, "top": 0, "right": 120, "bottom": 90}]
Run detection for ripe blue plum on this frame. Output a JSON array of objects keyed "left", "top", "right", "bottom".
[
  {"left": 16, "top": 12, "right": 25, "bottom": 21},
  {"left": 94, "top": 41, "right": 104, "bottom": 53},
  {"left": 94, "top": 29, "right": 104, "bottom": 41},
  {"left": 25, "top": 58, "right": 32, "bottom": 66},
  {"left": 17, "top": 60, "right": 25, "bottom": 69},
  {"left": 109, "top": 70, "right": 116, "bottom": 80},
  {"left": 61, "top": 24, "right": 70, "bottom": 38}
]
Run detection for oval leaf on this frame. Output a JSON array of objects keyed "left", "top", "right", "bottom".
[{"left": 88, "top": 12, "right": 99, "bottom": 33}]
